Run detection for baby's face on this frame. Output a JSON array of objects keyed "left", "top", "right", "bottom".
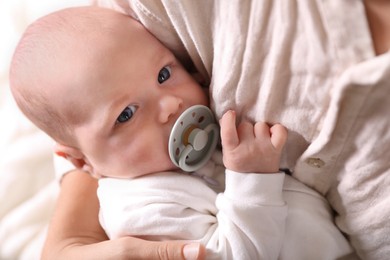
[{"left": 54, "top": 19, "right": 208, "bottom": 178}]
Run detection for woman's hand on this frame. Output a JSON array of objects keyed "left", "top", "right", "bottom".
[{"left": 42, "top": 170, "right": 205, "bottom": 260}]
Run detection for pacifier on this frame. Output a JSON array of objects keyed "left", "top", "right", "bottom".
[{"left": 168, "top": 105, "right": 219, "bottom": 172}]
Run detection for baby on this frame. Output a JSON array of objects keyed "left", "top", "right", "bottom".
[{"left": 10, "top": 6, "right": 355, "bottom": 259}]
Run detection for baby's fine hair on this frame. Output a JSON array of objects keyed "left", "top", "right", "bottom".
[
  {"left": 9, "top": 7, "right": 124, "bottom": 145},
  {"left": 10, "top": 10, "right": 75, "bottom": 144}
]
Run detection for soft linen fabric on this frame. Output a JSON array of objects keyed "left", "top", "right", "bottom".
[
  {"left": 93, "top": 1, "right": 390, "bottom": 259},
  {"left": 98, "top": 152, "right": 353, "bottom": 260}
]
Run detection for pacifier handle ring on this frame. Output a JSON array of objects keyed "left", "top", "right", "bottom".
[{"left": 178, "top": 124, "right": 219, "bottom": 172}]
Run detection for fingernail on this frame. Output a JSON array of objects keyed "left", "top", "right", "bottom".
[{"left": 183, "top": 243, "right": 200, "bottom": 260}]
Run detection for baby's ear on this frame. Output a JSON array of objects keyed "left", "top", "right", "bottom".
[{"left": 54, "top": 143, "right": 86, "bottom": 169}]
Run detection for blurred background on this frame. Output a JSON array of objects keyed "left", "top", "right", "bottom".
[{"left": 0, "top": 1, "right": 90, "bottom": 259}]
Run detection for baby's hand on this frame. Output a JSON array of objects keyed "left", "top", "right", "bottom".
[{"left": 219, "top": 110, "right": 287, "bottom": 173}]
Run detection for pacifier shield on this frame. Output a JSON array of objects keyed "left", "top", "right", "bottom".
[{"left": 168, "top": 105, "right": 219, "bottom": 172}]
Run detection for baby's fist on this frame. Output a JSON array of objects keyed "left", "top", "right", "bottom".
[{"left": 219, "top": 110, "right": 287, "bottom": 173}]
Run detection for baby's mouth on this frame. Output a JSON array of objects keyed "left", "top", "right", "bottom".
[{"left": 168, "top": 105, "right": 219, "bottom": 172}]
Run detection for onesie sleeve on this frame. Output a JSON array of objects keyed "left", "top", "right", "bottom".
[{"left": 206, "top": 170, "right": 287, "bottom": 259}]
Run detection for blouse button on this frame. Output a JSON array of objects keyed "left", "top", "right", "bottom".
[{"left": 305, "top": 157, "right": 325, "bottom": 168}]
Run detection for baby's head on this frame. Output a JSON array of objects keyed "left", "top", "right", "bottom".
[{"left": 10, "top": 6, "right": 208, "bottom": 178}]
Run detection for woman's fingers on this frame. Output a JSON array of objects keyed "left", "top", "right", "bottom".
[
  {"left": 130, "top": 239, "right": 205, "bottom": 260},
  {"left": 100, "top": 237, "right": 205, "bottom": 260}
]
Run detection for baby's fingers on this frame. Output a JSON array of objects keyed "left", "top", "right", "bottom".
[
  {"left": 220, "top": 110, "right": 239, "bottom": 150},
  {"left": 269, "top": 124, "right": 288, "bottom": 150}
]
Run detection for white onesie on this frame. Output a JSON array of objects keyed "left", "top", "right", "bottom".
[{"left": 97, "top": 152, "right": 354, "bottom": 259}]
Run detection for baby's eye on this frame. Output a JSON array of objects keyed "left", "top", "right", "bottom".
[
  {"left": 116, "top": 105, "right": 137, "bottom": 124},
  {"left": 158, "top": 66, "right": 171, "bottom": 84}
]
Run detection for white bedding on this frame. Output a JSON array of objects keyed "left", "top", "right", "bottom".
[{"left": 0, "top": 1, "right": 90, "bottom": 259}]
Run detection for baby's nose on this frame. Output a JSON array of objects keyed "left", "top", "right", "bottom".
[{"left": 158, "top": 95, "right": 183, "bottom": 123}]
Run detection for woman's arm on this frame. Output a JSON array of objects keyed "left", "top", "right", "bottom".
[
  {"left": 42, "top": 170, "right": 204, "bottom": 260},
  {"left": 364, "top": 0, "right": 390, "bottom": 55}
]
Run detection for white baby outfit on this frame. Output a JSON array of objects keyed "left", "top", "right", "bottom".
[{"left": 97, "top": 151, "right": 353, "bottom": 260}]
